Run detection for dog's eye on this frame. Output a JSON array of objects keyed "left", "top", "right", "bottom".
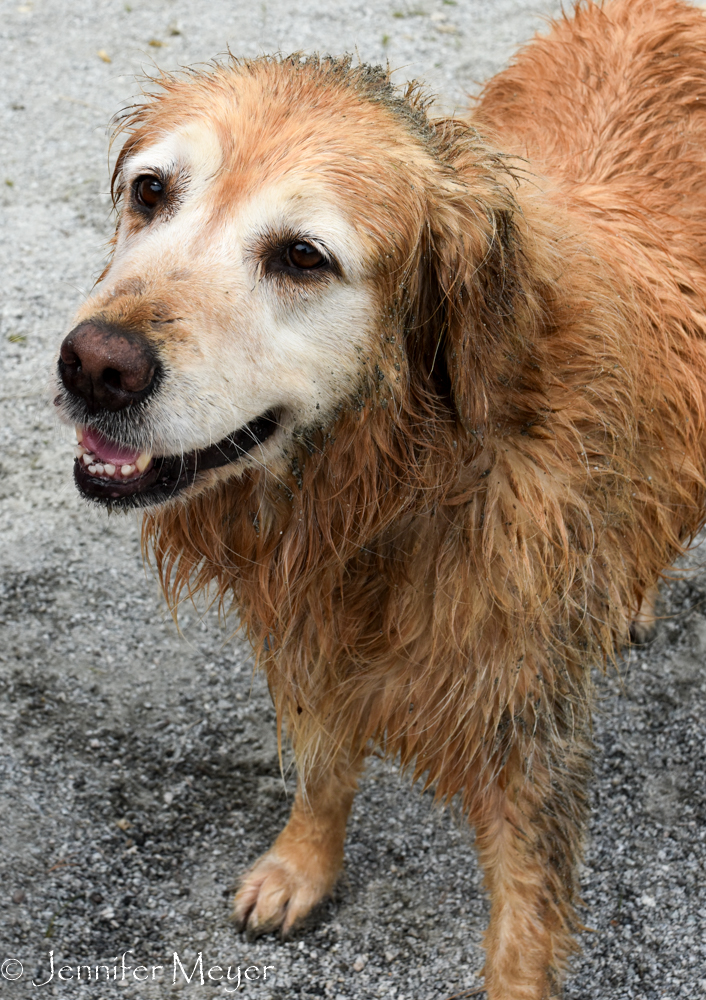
[
  {"left": 285, "top": 242, "right": 325, "bottom": 270},
  {"left": 133, "top": 175, "right": 164, "bottom": 210},
  {"left": 258, "top": 235, "right": 337, "bottom": 281}
]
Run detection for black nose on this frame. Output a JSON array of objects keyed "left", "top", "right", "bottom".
[{"left": 58, "top": 322, "right": 159, "bottom": 412}]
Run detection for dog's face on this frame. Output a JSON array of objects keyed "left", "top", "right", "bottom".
[{"left": 54, "top": 59, "right": 441, "bottom": 508}]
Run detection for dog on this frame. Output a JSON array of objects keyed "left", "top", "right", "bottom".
[{"left": 54, "top": 1, "right": 706, "bottom": 996}]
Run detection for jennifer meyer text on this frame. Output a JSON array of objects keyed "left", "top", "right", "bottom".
[{"left": 1, "top": 950, "right": 274, "bottom": 991}]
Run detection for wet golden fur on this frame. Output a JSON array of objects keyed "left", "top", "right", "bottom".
[{"left": 72, "top": 1, "right": 706, "bottom": 996}]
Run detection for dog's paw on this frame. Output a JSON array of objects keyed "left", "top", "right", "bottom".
[
  {"left": 629, "top": 616, "right": 657, "bottom": 645},
  {"left": 232, "top": 844, "right": 337, "bottom": 938},
  {"left": 629, "top": 584, "right": 661, "bottom": 645}
]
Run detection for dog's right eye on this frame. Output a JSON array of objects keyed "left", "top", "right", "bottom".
[
  {"left": 133, "top": 175, "right": 164, "bottom": 210},
  {"left": 285, "top": 242, "right": 325, "bottom": 270}
]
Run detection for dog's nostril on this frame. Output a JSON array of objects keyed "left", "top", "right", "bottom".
[
  {"left": 59, "top": 342, "right": 81, "bottom": 369},
  {"left": 102, "top": 367, "right": 123, "bottom": 389}
]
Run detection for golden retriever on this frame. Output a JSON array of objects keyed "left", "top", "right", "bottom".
[{"left": 54, "top": 1, "right": 706, "bottom": 996}]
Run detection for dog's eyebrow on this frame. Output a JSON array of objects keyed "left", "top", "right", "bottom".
[
  {"left": 122, "top": 123, "right": 224, "bottom": 187},
  {"left": 124, "top": 154, "right": 178, "bottom": 182}
]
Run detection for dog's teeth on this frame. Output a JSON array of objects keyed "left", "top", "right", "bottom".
[
  {"left": 82, "top": 452, "right": 94, "bottom": 466},
  {"left": 94, "top": 463, "right": 105, "bottom": 474},
  {"left": 135, "top": 451, "right": 152, "bottom": 472},
  {"left": 75, "top": 446, "right": 87, "bottom": 459},
  {"left": 88, "top": 464, "right": 98, "bottom": 474},
  {"left": 121, "top": 464, "right": 135, "bottom": 477},
  {"left": 75, "top": 426, "right": 84, "bottom": 444},
  {"left": 104, "top": 463, "right": 116, "bottom": 476}
]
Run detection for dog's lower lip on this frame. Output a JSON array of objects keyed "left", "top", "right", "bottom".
[{"left": 73, "top": 408, "right": 281, "bottom": 507}]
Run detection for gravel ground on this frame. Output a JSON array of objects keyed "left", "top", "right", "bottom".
[{"left": 1, "top": 1, "right": 705, "bottom": 998}]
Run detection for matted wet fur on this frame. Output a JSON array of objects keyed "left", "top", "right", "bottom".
[{"left": 56, "top": 1, "right": 706, "bottom": 997}]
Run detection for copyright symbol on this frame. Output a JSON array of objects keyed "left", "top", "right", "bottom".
[{"left": 1, "top": 958, "right": 24, "bottom": 980}]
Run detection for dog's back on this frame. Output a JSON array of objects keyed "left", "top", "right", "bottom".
[
  {"left": 479, "top": 0, "right": 706, "bottom": 240},
  {"left": 477, "top": 0, "right": 706, "bottom": 590}
]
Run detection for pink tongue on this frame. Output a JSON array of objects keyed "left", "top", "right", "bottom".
[{"left": 82, "top": 427, "right": 141, "bottom": 466}]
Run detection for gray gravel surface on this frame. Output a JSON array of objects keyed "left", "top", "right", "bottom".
[{"left": 1, "top": 1, "right": 705, "bottom": 998}]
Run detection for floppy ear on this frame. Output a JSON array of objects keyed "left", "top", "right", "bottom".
[{"left": 405, "top": 126, "right": 545, "bottom": 435}]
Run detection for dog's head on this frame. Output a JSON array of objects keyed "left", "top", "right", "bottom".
[{"left": 55, "top": 56, "right": 533, "bottom": 509}]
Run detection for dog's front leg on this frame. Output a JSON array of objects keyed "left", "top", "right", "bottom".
[
  {"left": 470, "top": 731, "right": 591, "bottom": 1000},
  {"left": 232, "top": 745, "right": 364, "bottom": 938}
]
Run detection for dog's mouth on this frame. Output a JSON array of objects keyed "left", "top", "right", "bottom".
[{"left": 73, "top": 410, "right": 281, "bottom": 508}]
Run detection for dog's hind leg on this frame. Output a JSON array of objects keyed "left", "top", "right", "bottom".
[
  {"left": 468, "top": 723, "right": 592, "bottom": 1000},
  {"left": 232, "top": 745, "right": 365, "bottom": 938}
]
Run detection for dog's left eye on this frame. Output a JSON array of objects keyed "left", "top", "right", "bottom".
[
  {"left": 258, "top": 235, "right": 336, "bottom": 280},
  {"left": 133, "top": 175, "right": 164, "bottom": 210},
  {"left": 285, "top": 242, "right": 325, "bottom": 270}
]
